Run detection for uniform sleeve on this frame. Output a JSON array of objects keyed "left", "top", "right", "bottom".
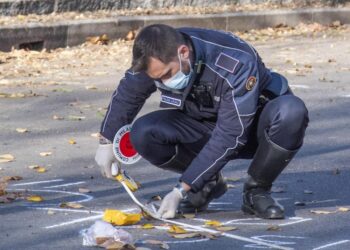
[
  {"left": 180, "top": 67, "right": 260, "bottom": 192},
  {"left": 100, "top": 70, "right": 157, "bottom": 141}
]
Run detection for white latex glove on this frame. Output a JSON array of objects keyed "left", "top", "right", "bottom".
[
  {"left": 95, "top": 144, "right": 116, "bottom": 179},
  {"left": 157, "top": 188, "right": 183, "bottom": 219}
]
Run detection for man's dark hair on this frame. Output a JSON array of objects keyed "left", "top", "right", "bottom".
[{"left": 132, "top": 24, "right": 185, "bottom": 72}]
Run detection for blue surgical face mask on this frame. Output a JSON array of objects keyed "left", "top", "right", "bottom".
[{"left": 162, "top": 51, "right": 192, "bottom": 90}]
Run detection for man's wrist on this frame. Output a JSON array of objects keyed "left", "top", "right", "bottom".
[
  {"left": 174, "top": 182, "right": 188, "bottom": 199},
  {"left": 99, "top": 136, "right": 112, "bottom": 145}
]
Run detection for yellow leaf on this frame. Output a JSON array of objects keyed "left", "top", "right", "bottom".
[
  {"left": 0, "top": 154, "right": 15, "bottom": 163},
  {"left": 168, "top": 225, "right": 187, "bottom": 234},
  {"left": 16, "top": 128, "right": 28, "bottom": 133},
  {"left": 338, "top": 207, "right": 350, "bottom": 212},
  {"left": 53, "top": 115, "right": 64, "bottom": 120},
  {"left": 36, "top": 166, "right": 47, "bottom": 173},
  {"left": 182, "top": 214, "right": 196, "bottom": 219},
  {"left": 141, "top": 223, "right": 155, "bottom": 229},
  {"left": 27, "top": 195, "right": 43, "bottom": 202},
  {"left": 171, "top": 232, "right": 201, "bottom": 239},
  {"left": 60, "top": 202, "right": 84, "bottom": 209},
  {"left": 267, "top": 225, "right": 281, "bottom": 231},
  {"left": 68, "top": 139, "right": 76, "bottom": 145},
  {"left": 39, "top": 152, "right": 52, "bottom": 157},
  {"left": 205, "top": 220, "right": 222, "bottom": 227},
  {"left": 103, "top": 209, "right": 141, "bottom": 226}
]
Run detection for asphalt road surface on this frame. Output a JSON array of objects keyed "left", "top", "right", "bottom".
[{"left": 1, "top": 31, "right": 349, "bottom": 250}]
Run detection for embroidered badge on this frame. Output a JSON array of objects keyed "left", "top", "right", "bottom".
[
  {"left": 215, "top": 53, "right": 239, "bottom": 74},
  {"left": 246, "top": 76, "right": 257, "bottom": 91},
  {"left": 161, "top": 95, "right": 182, "bottom": 107}
]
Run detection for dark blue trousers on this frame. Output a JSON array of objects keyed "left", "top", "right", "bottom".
[{"left": 130, "top": 94, "right": 309, "bottom": 167}]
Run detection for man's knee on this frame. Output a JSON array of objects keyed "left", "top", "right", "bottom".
[{"left": 277, "top": 95, "right": 309, "bottom": 132}]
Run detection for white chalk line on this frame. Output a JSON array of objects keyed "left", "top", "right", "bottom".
[
  {"left": 245, "top": 235, "right": 306, "bottom": 249},
  {"left": 312, "top": 240, "right": 350, "bottom": 250},
  {"left": 43, "top": 181, "right": 86, "bottom": 188},
  {"left": 290, "top": 84, "right": 310, "bottom": 89},
  {"left": 279, "top": 218, "right": 312, "bottom": 227},
  {"left": 11, "top": 179, "right": 64, "bottom": 186},
  {"left": 45, "top": 214, "right": 103, "bottom": 229}
]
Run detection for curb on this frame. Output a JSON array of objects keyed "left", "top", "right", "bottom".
[{"left": 0, "top": 8, "right": 349, "bottom": 52}]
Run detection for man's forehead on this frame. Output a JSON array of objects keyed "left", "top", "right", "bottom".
[{"left": 147, "top": 57, "right": 171, "bottom": 79}]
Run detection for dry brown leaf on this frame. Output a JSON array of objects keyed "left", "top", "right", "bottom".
[
  {"left": 39, "top": 151, "right": 52, "bottom": 157},
  {"left": 85, "top": 85, "right": 97, "bottom": 90},
  {"left": 0, "top": 154, "right": 15, "bottom": 163},
  {"left": 310, "top": 209, "right": 336, "bottom": 215},
  {"left": 78, "top": 188, "right": 91, "bottom": 193},
  {"left": 205, "top": 220, "right": 222, "bottom": 227},
  {"left": 47, "top": 209, "right": 55, "bottom": 215},
  {"left": 60, "top": 202, "right": 84, "bottom": 209},
  {"left": 27, "top": 195, "right": 44, "bottom": 202},
  {"left": 267, "top": 225, "right": 281, "bottom": 231},
  {"left": 170, "top": 232, "right": 201, "bottom": 239},
  {"left": 216, "top": 226, "right": 237, "bottom": 232},
  {"left": 16, "top": 128, "right": 28, "bottom": 133},
  {"left": 3, "top": 176, "right": 23, "bottom": 181},
  {"left": 182, "top": 213, "right": 196, "bottom": 219},
  {"left": 168, "top": 225, "right": 187, "bottom": 234},
  {"left": 143, "top": 240, "right": 169, "bottom": 250}
]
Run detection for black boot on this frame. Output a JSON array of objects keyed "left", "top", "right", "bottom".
[
  {"left": 178, "top": 172, "right": 228, "bottom": 213},
  {"left": 242, "top": 130, "right": 299, "bottom": 219}
]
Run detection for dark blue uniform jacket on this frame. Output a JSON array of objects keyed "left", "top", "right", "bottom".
[{"left": 100, "top": 27, "right": 288, "bottom": 192}]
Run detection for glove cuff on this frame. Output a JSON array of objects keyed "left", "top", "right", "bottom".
[{"left": 174, "top": 183, "right": 187, "bottom": 200}]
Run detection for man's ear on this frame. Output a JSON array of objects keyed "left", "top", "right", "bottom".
[{"left": 178, "top": 45, "right": 190, "bottom": 59}]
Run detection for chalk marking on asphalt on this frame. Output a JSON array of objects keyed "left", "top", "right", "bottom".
[
  {"left": 9, "top": 188, "right": 93, "bottom": 203},
  {"left": 43, "top": 181, "right": 86, "bottom": 188},
  {"left": 245, "top": 235, "right": 306, "bottom": 249},
  {"left": 290, "top": 84, "right": 310, "bottom": 89},
  {"left": 312, "top": 240, "right": 350, "bottom": 250},
  {"left": 304, "top": 199, "right": 338, "bottom": 205},
  {"left": 209, "top": 202, "right": 232, "bottom": 205},
  {"left": 11, "top": 179, "right": 64, "bottom": 186},
  {"left": 34, "top": 207, "right": 103, "bottom": 214},
  {"left": 45, "top": 214, "right": 103, "bottom": 229},
  {"left": 342, "top": 94, "right": 350, "bottom": 97},
  {"left": 164, "top": 238, "right": 210, "bottom": 244},
  {"left": 279, "top": 218, "right": 312, "bottom": 227}
]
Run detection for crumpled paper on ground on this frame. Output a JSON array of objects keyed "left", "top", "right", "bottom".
[{"left": 80, "top": 220, "right": 133, "bottom": 247}]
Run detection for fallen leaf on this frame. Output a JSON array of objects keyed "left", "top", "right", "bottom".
[
  {"left": 16, "top": 128, "right": 28, "bottom": 133},
  {"left": 227, "top": 184, "right": 235, "bottom": 189},
  {"left": 170, "top": 232, "right": 201, "bottom": 239},
  {"left": 53, "top": 115, "right": 64, "bottom": 120},
  {"left": 338, "top": 207, "right": 350, "bottom": 212},
  {"left": 199, "top": 232, "right": 219, "bottom": 239},
  {"left": 85, "top": 85, "right": 97, "bottom": 90},
  {"left": 47, "top": 209, "right": 55, "bottom": 215},
  {"left": 182, "top": 213, "right": 196, "bottom": 219},
  {"left": 103, "top": 209, "right": 141, "bottom": 226},
  {"left": 3, "top": 176, "right": 23, "bottom": 181},
  {"left": 78, "top": 188, "right": 91, "bottom": 193},
  {"left": 39, "top": 152, "right": 52, "bottom": 157},
  {"left": 68, "top": 115, "right": 86, "bottom": 121},
  {"left": 304, "top": 190, "right": 313, "bottom": 194},
  {"left": 0, "top": 154, "right": 15, "bottom": 163},
  {"left": 205, "top": 220, "right": 222, "bottom": 227},
  {"left": 35, "top": 166, "right": 47, "bottom": 173},
  {"left": 143, "top": 240, "right": 169, "bottom": 250},
  {"left": 60, "top": 202, "right": 84, "bottom": 209},
  {"left": 310, "top": 209, "right": 336, "bottom": 215},
  {"left": 27, "top": 195, "right": 44, "bottom": 202},
  {"left": 68, "top": 138, "right": 76, "bottom": 144},
  {"left": 216, "top": 226, "right": 238, "bottom": 232},
  {"left": 267, "top": 225, "right": 281, "bottom": 231},
  {"left": 141, "top": 223, "right": 155, "bottom": 229},
  {"left": 168, "top": 225, "right": 187, "bottom": 234}
]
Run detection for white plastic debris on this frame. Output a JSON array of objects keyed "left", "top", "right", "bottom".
[{"left": 80, "top": 220, "right": 133, "bottom": 246}]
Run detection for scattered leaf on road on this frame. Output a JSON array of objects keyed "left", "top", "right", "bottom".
[
  {"left": 39, "top": 152, "right": 52, "bottom": 157},
  {"left": 168, "top": 225, "right": 187, "bottom": 234},
  {"left": 171, "top": 232, "right": 201, "bottom": 239},
  {"left": 216, "top": 226, "right": 238, "bottom": 232},
  {"left": 304, "top": 190, "right": 313, "bottom": 194},
  {"left": 182, "top": 214, "right": 196, "bottom": 219},
  {"left": 68, "top": 138, "right": 76, "bottom": 144},
  {"left": 205, "top": 220, "right": 222, "bottom": 227},
  {"left": 0, "top": 154, "right": 15, "bottom": 163},
  {"left": 53, "top": 115, "right": 64, "bottom": 120},
  {"left": 86, "top": 85, "right": 97, "bottom": 90},
  {"left": 141, "top": 224, "right": 155, "bottom": 229},
  {"left": 103, "top": 209, "right": 141, "bottom": 226},
  {"left": 68, "top": 115, "right": 86, "bottom": 121},
  {"left": 78, "top": 188, "right": 91, "bottom": 193},
  {"left": 143, "top": 240, "right": 169, "bottom": 250},
  {"left": 310, "top": 209, "right": 336, "bottom": 215},
  {"left": 267, "top": 225, "right": 281, "bottom": 231},
  {"left": 60, "top": 202, "right": 84, "bottom": 209},
  {"left": 338, "top": 207, "right": 350, "bottom": 212},
  {"left": 27, "top": 195, "right": 44, "bottom": 202},
  {"left": 3, "top": 176, "right": 23, "bottom": 181},
  {"left": 16, "top": 128, "right": 28, "bottom": 133}
]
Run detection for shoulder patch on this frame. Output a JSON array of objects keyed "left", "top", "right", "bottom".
[
  {"left": 215, "top": 52, "right": 240, "bottom": 74},
  {"left": 161, "top": 95, "right": 182, "bottom": 107},
  {"left": 246, "top": 76, "right": 257, "bottom": 91}
]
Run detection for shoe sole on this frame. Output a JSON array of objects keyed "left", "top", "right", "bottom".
[{"left": 241, "top": 204, "right": 284, "bottom": 219}]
